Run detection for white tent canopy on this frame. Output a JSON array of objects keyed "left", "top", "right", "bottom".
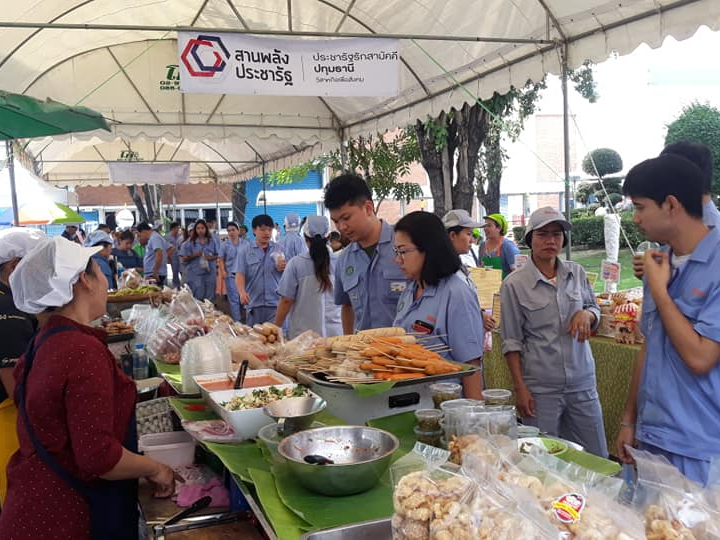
[
  {"left": 0, "top": 161, "right": 70, "bottom": 206},
  {"left": 1, "top": 0, "right": 718, "bottom": 184}
]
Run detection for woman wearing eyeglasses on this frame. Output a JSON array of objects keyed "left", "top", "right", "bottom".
[{"left": 392, "top": 212, "right": 485, "bottom": 399}]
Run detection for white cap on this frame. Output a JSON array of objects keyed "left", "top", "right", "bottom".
[
  {"left": 0, "top": 227, "right": 47, "bottom": 266},
  {"left": 303, "top": 215, "right": 330, "bottom": 238},
  {"left": 87, "top": 230, "right": 113, "bottom": 247},
  {"left": 524, "top": 206, "right": 572, "bottom": 245},
  {"left": 284, "top": 212, "right": 301, "bottom": 229},
  {"left": 441, "top": 209, "right": 483, "bottom": 229},
  {"left": 10, "top": 237, "right": 102, "bottom": 314}
]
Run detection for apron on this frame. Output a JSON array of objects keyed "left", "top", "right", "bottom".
[
  {"left": 481, "top": 243, "right": 506, "bottom": 278},
  {"left": 16, "top": 325, "right": 138, "bottom": 540}
]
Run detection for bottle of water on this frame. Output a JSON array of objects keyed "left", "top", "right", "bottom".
[{"left": 133, "top": 343, "right": 148, "bottom": 380}]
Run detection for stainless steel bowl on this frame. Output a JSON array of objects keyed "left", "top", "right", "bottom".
[{"left": 277, "top": 426, "right": 399, "bottom": 496}]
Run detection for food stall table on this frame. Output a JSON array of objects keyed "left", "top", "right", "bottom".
[
  {"left": 165, "top": 395, "right": 622, "bottom": 539},
  {"left": 483, "top": 332, "right": 639, "bottom": 458}
]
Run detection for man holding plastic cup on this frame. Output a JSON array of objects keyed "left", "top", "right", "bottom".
[{"left": 617, "top": 154, "right": 720, "bottom": 485}]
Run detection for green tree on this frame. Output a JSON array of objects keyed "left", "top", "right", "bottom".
[
  {"left": 665, "top": 102, "right": 720, "bottom": 195},
  {"left": 582, "top": 148, "right": 623, "bottom": 178},
  {"left": 415, "top": 62, "right": 598, "bottom": 216}
]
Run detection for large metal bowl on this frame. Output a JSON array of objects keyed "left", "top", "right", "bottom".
[{"left": 277, "top": 426, "right": 399, "bottom": 496}]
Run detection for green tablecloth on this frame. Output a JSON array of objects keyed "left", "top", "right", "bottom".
[{"left": 483, "top": 332, "right": 639, "bottom": 459}]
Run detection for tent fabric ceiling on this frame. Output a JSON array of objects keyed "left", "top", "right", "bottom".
[{"left": 1, "top": 0, "right": 718, "bottom": 185}]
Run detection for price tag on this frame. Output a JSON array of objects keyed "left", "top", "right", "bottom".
[
  {"left": 514, "top": 254, "right": 529, "bottom": 269},
  {"left": 601, "top": 260, "right": 621, "bottom": 283}
]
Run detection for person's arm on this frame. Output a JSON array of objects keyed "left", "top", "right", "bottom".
[
  {"left": 616, "top": 344, "right": 646, "bottom": 463},
  {"left": 505, "top": 240, "right": 520, "bottom": 272},
  {"left": 218, "top": 257, "right": 227, "bottom": 280},
  {"left": 166, "top": 245, "right": 176, "bottom": 259},
  {"left": 274, "top": 297, "right": 295, "bottom": 328},
  {"left": 341, "top": 304, "right": 354, "bottom": 335},
  {"left": 235, "top": 273, "right": 250, "bottom": 305},
  {"left": 567, "top": 266, "right": 600, "bottom": 342},
  {"left": 0, "top": 365, "right": 16, "bottom": 399},
  {"left": 152, "top": 249, "right": 162, "bottom": 278},
  {"left": 100, "top": 447, "right": 176, "bottom": 498},
  {"left": 462, "top": 358, "right": 483, "bottom": 400},
  {"left": 646, "top": 250, "right": 720, "bottom": 375}
]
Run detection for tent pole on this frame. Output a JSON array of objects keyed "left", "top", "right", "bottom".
[
  {"left": 561, "top": 42, "right": 571, "bottom": 261},
  {"left": 262, "top": 161, "right": 268, "bottom": 214},
  {"left": 215, "top": 179, "right": 220, "bottom": 228},
  {"left": 6, "top": 141, "right": 20, "bottom": 226}
]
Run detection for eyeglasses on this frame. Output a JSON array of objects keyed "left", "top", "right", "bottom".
[{"left": 393, "top": 247, "right": 418, "bottom": 259}]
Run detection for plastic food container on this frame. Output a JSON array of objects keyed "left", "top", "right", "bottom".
[
  {"left": 482, "top": 388, "right": 512, "bottom": 406},
  {"left": 209, "top": 385, "right": 321, "bottom": 440},
  {"left": 194, "top": 369, "right": 293, "bottom": 403},
  {"left": 429, "top": 382, "right": 462, "bottom": 409},
  {"left": 258, "top": 421, "right": 324, "bottom": 460},
  {"left": 414, "top": 409, "right": 443, "bottom": 431},
  {"left": 517, "top": 424, "right": 540, "bottom": 438},
  {"left": 413, "top": 426, "right": 444, "bottom": 447},
  {"left": 139, "top": 431, "right": 195, "bottom": 468}
]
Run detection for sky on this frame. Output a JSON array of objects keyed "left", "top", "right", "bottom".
[{"left": 502, "top": 25, "right": 720, "bottom": 190}]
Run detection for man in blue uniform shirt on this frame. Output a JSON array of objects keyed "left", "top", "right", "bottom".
[
  {"left": 324, "top": 174, "right": 408, "bottom": 333},
  {"left": 617, "top": 154, "right": 720, "bottom": 486},
  {"left": 280, "top": 212, "right": 307, "bottom": 262},
  {"left": 233, "top": 214, "right": 285, "bottom": 326}
]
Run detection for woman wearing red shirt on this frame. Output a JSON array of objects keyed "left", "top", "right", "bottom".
[{"left": 0, "top": 237, "right": 175, "bottom": 540}]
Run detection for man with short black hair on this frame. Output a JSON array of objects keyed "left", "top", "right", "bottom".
[
  {"left": 617, "top": 154, "right": 720, "bottom": 485},
  {"left": 137, "top": 222, "right": 167, "bottom": 286},
  {"left": 324, "top": 174, "right": 408, "bottom": 333},
  {"left": 233, "top": 214, "right": 285, "bottom": 326}
]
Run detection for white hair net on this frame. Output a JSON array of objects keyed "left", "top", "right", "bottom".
[
  {"left": 0, "top": 227, "right": 47, "bottom": 266},
  {"left": 10, "top": 237, "right": 102, "bottom": 314}
]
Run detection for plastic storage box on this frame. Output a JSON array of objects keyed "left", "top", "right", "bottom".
[{"left": 139, "top": 431, "right": 195, "bottom": 468}]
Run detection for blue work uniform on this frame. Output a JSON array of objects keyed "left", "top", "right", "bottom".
[
  {"left": 179, "top": 237, "right": 220, "bottom": 301},
  {"left": 500, "top": 257, "right": 607, "bottom": 457},
  {"left": 164, "top": 232, "right": 183, "bottom": 288},
  {"left": 221, "top": 237, "right": 249, "bottom": 321},
  {"left": 334, "top": 221, "right": 408, "bottom": 332},
  {"left": 92, "top": 254, "right": 116, "bottom": 290},
  {"left": 111, "top": 248, "right": 142, "bottom": 272},
  {"left": 143, "top": 231, "right": 168, "bottom": 280},
  {"left": 703, "top": 200, "right": 720, "bottom": 230},
  {"left": 281, "top": 230, "right": 307, "bottom": 262},
  {"left": 276, "top": 251, "right": 342, "bottom": 339},
  {"left": 637, "top": 228, "right": 720, "bottom": 485},
  {"left": 393, "top": 271, "right": 484, "bottom": 364},
  {"left": 233, "top": 241, "right": 284, "bottom": 326}
]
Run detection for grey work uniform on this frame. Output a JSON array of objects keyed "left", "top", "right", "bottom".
[{"left": 500, "top": 257, "right": 607, "bottom": 457}]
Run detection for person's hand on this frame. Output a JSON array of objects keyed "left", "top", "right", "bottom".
[
  {"left": 567, "top": 310, "right": 594, "bottom": 342},
  {"left": 482, "top": 311, "right": 496, "bottom": 332},
  {"left": 644, "top": 250, "right": 671, "bottom": 297},
  {"left": 276, "top": 259, "right": 286, "bottom": 272},
  {"left": 514, "top": 385, "right": 535, "bottom": 418},
  {"left": 195, "top": 250, "right": 203, "bottom": 259},
  {"left": 147, "top": 462, "right": 179, "bottom": 498},
  {"left": 152, "top": 273, "right": 159, "bottom": 283},
  {"left": 616, "top": 424, "right": 637, "bottom": 464},
  {"left": 632, "top": 254, "right": 645, "bottom": 279},
  {"left": 219, "top": 271, "right": 226, "bottom": 281},
  {"left": 240, "top": 290, "right": 251, "bottom": 305}
]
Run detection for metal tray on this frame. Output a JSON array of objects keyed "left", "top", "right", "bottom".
[
  {"left": 300, "top": 363, "right": 478, "bottom": 389},
  {"left": 300, "top": 518, "right": 391, "bottom": 540},
  {"left": 107, "top": 331, "right": 135, "bottom": 343}
]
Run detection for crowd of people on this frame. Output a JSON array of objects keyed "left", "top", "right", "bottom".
[{"left": 0, "top": 141, "right": 718, "bottom": 538}]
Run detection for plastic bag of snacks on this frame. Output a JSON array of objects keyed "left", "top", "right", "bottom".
[
  {"left": 227, "top": 335, "right": 271, "bottom": 368},
  {"left": 169, "top": 286, "right": 204, "bottom": 324},
  {"left": 120, "top": 268, "right": 142, "bottom": 290},
  {"left": 146, "top": 319, "right": 205, "bottom": 364},
  {"left": 134, "top": 306, "right": 171, "bottom": 346},
  {"left": 180, "top": 334, "right": 231, "bottom": 394},
  {"left": 627, "top": 447, "right": 720, "bottom": 540},
  {"left": 453, "top": 405, "right": 518, "bottom": 440}
]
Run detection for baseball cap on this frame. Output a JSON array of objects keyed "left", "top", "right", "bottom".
[
  {"left": 441, "top": 209, "right": 483, "bottom": 229},
  {"left": 524, "top": 207, "right": 572, "bottom": 245},
  {"left": 87, "top": 230, "right": 113, "bottom": 247},
  {"left": 0, "top": 227, "right": 47, "bottom": 266},
  {"left": 285, "top": 212, "right": 301, "bottom": 229},
  {"left": 303, "top": 215, "right": 330, "bottom": 238},
  {"left": 484, "top": 214, "right": 508, "bottom": 236},
  {"left": 10, "top": 237, "right": 102, "bottom": 314}
]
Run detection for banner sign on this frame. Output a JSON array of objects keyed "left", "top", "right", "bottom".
[
  {"left": 178, "top": 33, "right": 400, "bottom": 97},
  {"left": 108, "top": 162, "right": 190, "bottom": 185}
]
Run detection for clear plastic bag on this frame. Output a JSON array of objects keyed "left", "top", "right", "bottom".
[
  {"left": 120, "top": 268, "right": 142, "bottom": 289},
  {"left": 147, "top": 319, "right": 205, "bottom": 364},
  {"left": 180, "top": 419, "right": 243, "bottom": 443},
  {"left": 169, "top": 286, "right": 204, "bottom": 324},
  {"left": 180, "top": 334, "right": 231, "bottom": 393},
  {"left": 628, "top": 447, "right": 720, "bottom": 540}
]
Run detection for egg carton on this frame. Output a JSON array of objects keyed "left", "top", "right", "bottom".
[{"left": 136, "top": 397, "right": 176, "bottom": 436}]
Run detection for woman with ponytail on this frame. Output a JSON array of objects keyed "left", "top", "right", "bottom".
[{"left": 274, "top": 215, "right": 341, "bottom": 338}]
